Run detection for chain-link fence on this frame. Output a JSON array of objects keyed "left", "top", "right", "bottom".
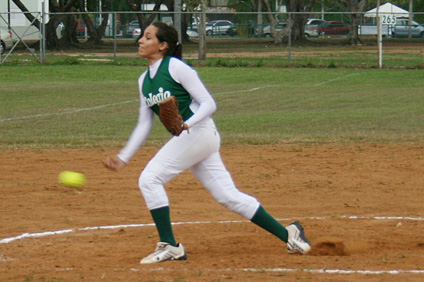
[{"left": 1, "top": 10, "right": 423, "bottom": 67}]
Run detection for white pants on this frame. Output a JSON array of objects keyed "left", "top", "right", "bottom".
[{"left": 139, "top": 117, "right": 260, "bottom": 220}]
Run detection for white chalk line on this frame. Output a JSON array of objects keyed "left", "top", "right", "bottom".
[
  {"left": 54, "top": 266, "right": 424, "bottom": 276},
  {"left": 128, "top": 267, "right": 424, "bottom": 276},
  {"left": 246, "top": 268, "right": 424, "bottom": 275},
  {"left": 0, "top": 100, "right": 138, "bottom": 122},
  {"left": 0, "top": 85, "right": 278, "bottom": 123},
  {"left": 2, "top": 215, "right": 424, "bottom": 276},
  {"left": 314, "top": 73, "right": 359, "bottom": 87},
  {"left": 2, "top": 215, "right": 423, "bottom": 245},
  {"left": 213, "top": 84, "right": 279, "bottom": 96}
]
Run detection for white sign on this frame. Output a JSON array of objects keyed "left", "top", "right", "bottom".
[{"left": 380, "top": 15, "right": 397, "bottom": 25}]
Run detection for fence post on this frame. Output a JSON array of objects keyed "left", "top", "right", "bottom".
[
  {"left": 41, "top": 1, "right": 46, "bottom": 63},
  {"left": 174, "top": 0, "right": 182, "bottom": 43},
  {"left": 288, "top": 13, "right": 292, "bottom": 64},
  {"left": 113, "top": 12, "right": 117, "bottom": 61},
  {"left": 198, "top": 1, "right": 207, "bottom": 62},
  {"left": 376, "top": 0, "right": 383, "bottom": 68}
]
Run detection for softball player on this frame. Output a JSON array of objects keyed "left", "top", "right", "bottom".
[{"left": 103, "top": 22, "right": 311, "bottom": 264}]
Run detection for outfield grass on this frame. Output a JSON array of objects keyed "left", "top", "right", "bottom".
[{"left": 0, "top": 64, "right": 423, "bottom": 148}]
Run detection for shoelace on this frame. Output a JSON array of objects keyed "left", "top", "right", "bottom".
[{"left": 149, "top": 243, "right": 168, "bottom": 256}]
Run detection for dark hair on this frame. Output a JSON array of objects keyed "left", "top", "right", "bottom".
[{"left": 152, "top": 22, "right": 183, "bottom": 60}]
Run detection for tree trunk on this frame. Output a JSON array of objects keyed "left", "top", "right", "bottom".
[
  {"left": 262, "top": 0, "right": 282, "bottom": 43},
  {"left": 262, "top": 0, "right": 315, "bottom": 43},
  {"left": 345, "top": 0, "right": 366, "bottom": 45},
  {"left": 77, "top": 0, "right": 110, "bottom": 45},
  {"left": 285, "top": 0, "right": 315, "bottom": 42}
]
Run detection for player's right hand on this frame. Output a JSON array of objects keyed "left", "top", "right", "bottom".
[{"left": 102, "top": 157, "right": 126, "bottom": 171}]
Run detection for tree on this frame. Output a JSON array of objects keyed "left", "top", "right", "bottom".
[
  {"left": 76, "top": 0, "right": 111, "bottom": 45},
  {"left": 126, "top": 0, "right": 166, "bottom": 42},
  {"left": 344, "top": 0, "right": 367, "bottom": 45},
  {"left": 260, "top": 0, "right": 316, "bottom": 43},
  {"left": 285, "top": 0, "right": 316, "bottom": 42},
  {"left": 262, "top": 0, "right": 288, "bottom": 43},
  {"left": 181, "top": 0, "right": 202, "bottom": 43}
]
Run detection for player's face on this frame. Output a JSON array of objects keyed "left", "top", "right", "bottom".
[{"left": 138, "top": 25, "right": 167, "bottom": 63}]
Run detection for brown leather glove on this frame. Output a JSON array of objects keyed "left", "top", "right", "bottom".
[{"left": 159, "top": 96, "right": 185, "bottom": 136}]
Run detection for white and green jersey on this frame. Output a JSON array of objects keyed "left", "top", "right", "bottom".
[
  {"left": 117, "top": 56, "right": 216, "bottom": 163},
  {"left": 142, "top": 56, "right": 194, "bottom": 122}
]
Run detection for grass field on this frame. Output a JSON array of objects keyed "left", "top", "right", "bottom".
[
  {"left": 2, "top": 37, "right": 424, "bottom": 68},
  {"left": 1, "top": 64, "right": 423, "bottom": 148}
]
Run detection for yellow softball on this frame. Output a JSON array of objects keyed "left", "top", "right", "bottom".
[{"left": 58, "top": 171, "right": 86, "bottom": 189}]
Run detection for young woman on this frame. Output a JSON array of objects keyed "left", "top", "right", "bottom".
[{"left": 103, "top": 22, "right": 311, "bottom": 264}]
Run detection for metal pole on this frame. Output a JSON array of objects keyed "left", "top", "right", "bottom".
[
  {"left": 288, "top": 13, "right": 292, "bottom": 64},
  {"left": 113, "top": 12, "right": 117, "bottom": 61},
  {"left": 7, "top": 0, "right": 11, "bottom": 29},
  {"left": 376, "top": 0, "right": 382, "bottom": 68},
  {"left": 174, "top": 0, "right": 183, "bottom": 42},
  {"left": 41, "top": 1, "right": 46, "bottom": 63},
  {"left": 408, "top": 0, "right": 413, "bottom": 39},
  {"left": 198, "top": 1, "right": 206, "bottom": 62},
  {"left": 174, "top": 0, "right": 182, "bottom": 43}
]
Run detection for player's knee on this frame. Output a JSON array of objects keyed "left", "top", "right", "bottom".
[
  {"left": 138, "top": 171, "right": 162, "bottom": 192},
  {"left": 215, "top": 193, "right": 259, "bottom": 219},
  {"left": 217, "top": 197, "right": 240, "bottom": 212}
]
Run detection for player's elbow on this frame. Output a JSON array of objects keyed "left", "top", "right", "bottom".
[{"left": 209, "top": 100, "right": 217, "bottom": 114}]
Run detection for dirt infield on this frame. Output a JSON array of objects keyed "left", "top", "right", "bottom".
[{"left": 1, "top": 144, "right": 423, "bottom": 281}]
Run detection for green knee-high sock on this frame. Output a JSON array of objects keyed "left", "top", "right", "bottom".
[
  {"left": 150, "top": 206, "right": 177, "bottom": 247},
  {"left": 251, "top": 205, "right": 288, "bottom": 242}
]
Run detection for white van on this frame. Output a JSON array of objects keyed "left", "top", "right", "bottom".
[{"left": 0, "top": 27, "right": 13, "bottom": 55}]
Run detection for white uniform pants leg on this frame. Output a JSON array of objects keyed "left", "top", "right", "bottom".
[
  {"left": 138, "top": 118, "right": 260, "bottom": 219},
  {"left": 190, "top": 151, "right": 260, "bottom": 220}
]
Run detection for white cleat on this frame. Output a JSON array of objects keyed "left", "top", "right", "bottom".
[
  {"left": 286, "top": 221, "right": 312, "bottom": 254},
  {"left": 140, "top": 242, "right": 187, "bottom": 264}
]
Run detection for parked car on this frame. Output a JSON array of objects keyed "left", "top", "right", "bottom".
[
  {"left": 132, "top": 27, "right": 141, "bottom": 39},
  {"left": 392, "top": 18, "right": 424, "bottom": 38},
  {"left": 304, "top": 18, "right": 325, "bottom": 38},
  {"left": 205, "top": 20, "right": 233, "bottom": 36},
  {"left": 304, "top": 24, "right": 320, "bottom": 38},
  {"left": 255, "top": 21, "right": 288, "bottom": 38},
  {"left": 305, "top": 18, "right": 326, "bottom": 26},
  {"left": 317, "top": 21, "right": 350, "bottom": 36},
  {"left": 0, "top": 27, "right": 13, "bottom": 55},
  {"left": 126, "top": 20, "right": 140, "bottom": 38},
  {"left": 186, "top": 28, "right": 199, "bottom": 38}
]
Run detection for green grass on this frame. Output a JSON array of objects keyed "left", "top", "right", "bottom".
[
  {"left": 3, "top": 38, "right": 424, "bottom": 68},
  {"left": 0, "top": 64, "right": 423, "bottom": 148}
]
